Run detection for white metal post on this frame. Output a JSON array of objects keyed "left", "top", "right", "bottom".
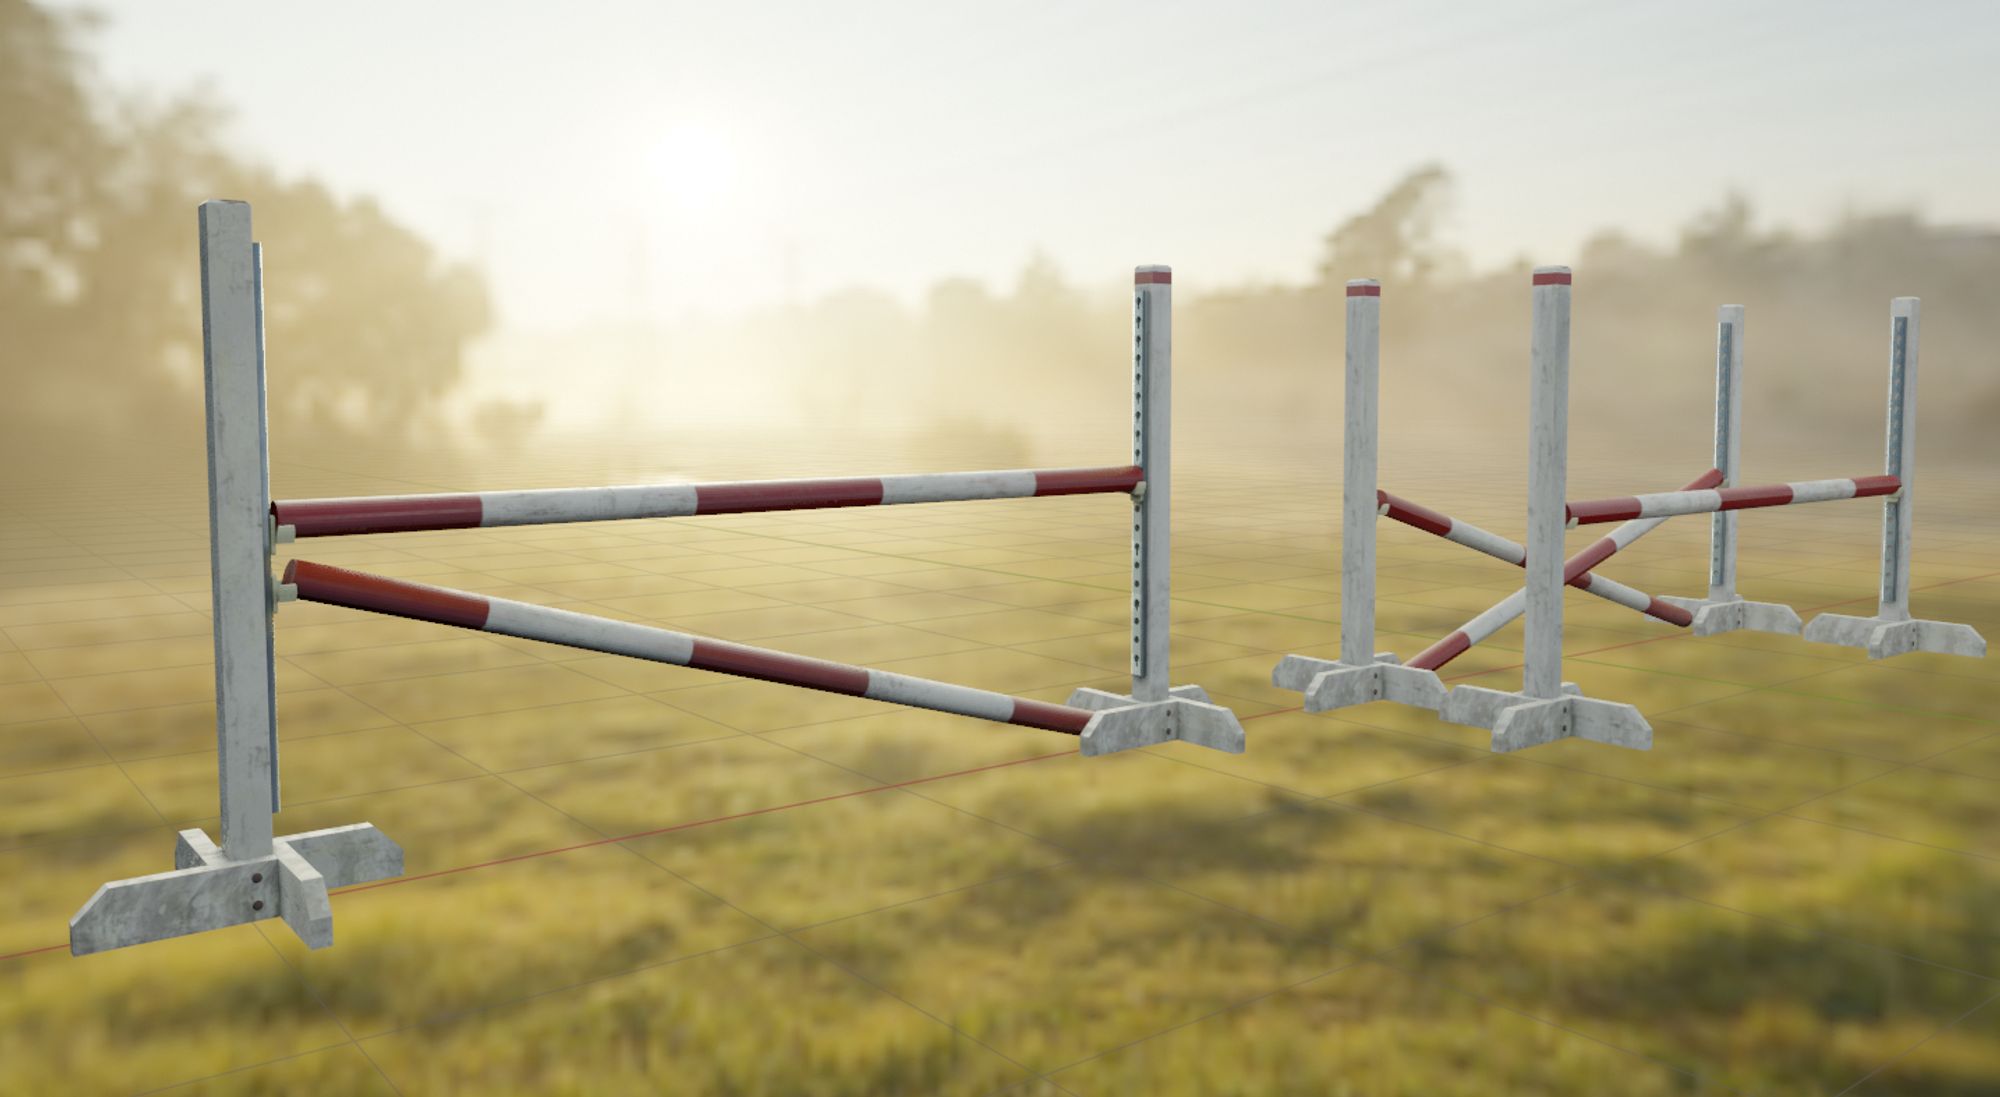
[
  {"left": 1878, "top": 297, "right": 1919, "bottom": 621},
  {"left": 1132, "top": 265, "right": 1171, "bottom": 703},
  {"left": 1522, "top": 267, "right": 1570, "bottom": 701},
  {"left": 1707, "top": 305, "right": 1744, "bottom": 601},
  {"left": 200, "top": 200, "right": 277, "bottom": 861},
  {"left": 1659, "top": 304, "right": 1803, "bottom": 636},
  {"left": 1340, "top": 280, "right": 1381, "bottom": 666},
  {"left": 1803, "top": 297, "right": 1984, "bottom": 658}
]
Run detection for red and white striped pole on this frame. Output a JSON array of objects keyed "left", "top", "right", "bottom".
[
  {"left": 1404, "top": 468, "right": 1720, "bottom": 671},
  {"left": 272, "top": 466, "right": 1144, "bottom": 538},
  {"left": 284, "top": 560, "right": 1098, "bottom": 734},
  {"left": 1376, "top": 489, "right": 1691, "bottom": 626},
  {"left": 1565, "top": 474, "right": 1900, "bottom": 526}
]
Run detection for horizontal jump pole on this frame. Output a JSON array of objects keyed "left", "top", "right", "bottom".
[
  {"left": 283, "top": 560, "right": 1094, "bottom": 735},
  {"left": 1566, "top": 475, "right": 1899, "bottom": 527},
  {"left": 1376, "top": 489, "right": 1687, "bottom": 626},
  {"left": 1407, "top": 468, "right": 1722, "bottom": 671},
  {"left": 272, "top": 465, "right": 1144, "bottom": 538}
]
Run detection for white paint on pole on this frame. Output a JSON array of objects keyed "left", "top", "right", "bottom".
[
  {"left": 880, "top": 469, "right": 1038, "bottom": 504},
  {"left": 199, "top": 200, "right": 277, "bottom": 861},
  {"left": 480, "top": 484, "right": 699, "bottom": 525},
  {"left": 1132, "top": 266, "right": 1171, "bottom": 702},
  {"left": 865, "top": 671, "right": 1016, "bottom": 723},
  {"left": 1341, "top": 280, "right": 1381, "bottom": 666},
  {"left": 1523, "top": 268, "right": 1571, "bottom": 701},
  {"left": 1441, "top": 522, "right": 1527, "bottom": 566},
  {"left": 1709, "top": 306, "right": 1744, "bottom": 600},
  {"left": 483, "top": 598, "right": 696, "bottom": 664}
]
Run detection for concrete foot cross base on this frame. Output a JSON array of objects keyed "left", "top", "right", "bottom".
[
  {"left": 1066, "top": 685, "right": 1248, "bottom": 756},
  {"left": 1269, "top": 654, "right": 1446, "bottom": 712},
  {"left": 1440, "top": 684, "right": 1651, "bottom": 752},
  {"left": 69, "top": 822, "right": 404, "bottom": 956},
  {"left": 1658, "top": 595, "right": 1804, "bottom": 637},
  {"left": 1803, "top": 613, "right": 1988, "bottom": 659}
]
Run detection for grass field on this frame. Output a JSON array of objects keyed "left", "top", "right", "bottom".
[{"left": 3, "top": 430, "right": 1997, "bottom": 1096}]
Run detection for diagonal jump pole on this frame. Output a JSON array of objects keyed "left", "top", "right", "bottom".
[{"left": 68, "top": 201, "right": 403, "bottom": 957}]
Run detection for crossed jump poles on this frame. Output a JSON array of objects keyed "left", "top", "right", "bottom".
[
  {"left": 68, "top": 201, "right": 1248, "bottom": 956},
  {"left": 1275, "top": 269, "right": 1986, "bottom": 753}
]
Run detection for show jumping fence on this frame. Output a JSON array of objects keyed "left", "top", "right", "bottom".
[
  {"left": 67, "top": 201, "right": 1247, "bottom": 957},
  {"left": 1274, "top": 269, "right": 1987, "bottom": 753}
]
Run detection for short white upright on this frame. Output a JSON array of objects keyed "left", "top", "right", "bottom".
[
  {"left": 1270, "top": 279, "right": 1447, "bottom": 712},
  {"left": 1440, "top": 268, "right": 1651, "bottom": 752},
  {"left": 1659, "top": 305, "right": 1805, "bottom": 636},
  {"left": 1804, "top": 299, "right": 1987, "bottom": 659}
]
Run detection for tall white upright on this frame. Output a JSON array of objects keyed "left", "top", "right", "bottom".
[
  {"left": 1805, "top": 298, "right": 1986, "bottom": 658},
  {"left": 1132, "top": 265, "right": 1172, "bottom": 702},
  {"left": 1269, "top": 279, "right": 1447, "bottom": 713},
  {"left": 1339, "top": 280, "right": 1381, "bottom": 667},
  {"left": 1439, "top": 267, "right": 1651, "bottom": 751},
  {"left": 1660, "top": 305, "right": 1803, "bottom": 635},
  {"left": 1521, "top": 268, "right": 1570, "bottom": 701},
  {"left": 200, "top": 201, "right": 280, "bottom": 860},
  {"left": 70, "top": 200, "right": 404, "bottom": 956},
  {"left": 1066, "top": 266, "right": 1246, "bottom": 753}
]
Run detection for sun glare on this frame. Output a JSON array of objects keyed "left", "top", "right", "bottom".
[{"left": 645, "top": 123, "right": 737, "bottom": 214}]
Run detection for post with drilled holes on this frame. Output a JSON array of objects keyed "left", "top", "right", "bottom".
[
  {"left": 1438, "top": 268, "right": 1651, "bottom": 751},
  {"left": 68, "top": 201, "right": 403, "bottom": 957},
  {"left": 1065, "top": 267, "right": 1248, "bottom": 751},
  {"left": 1267, "top": 280, "right": 1446, "bottom": 713},
  {"left": 1803, "top": 298, "right": 1986, "bottom": 658},
  {"left": 1660, "top": 306, "right": 1804, "bottom": 635},
  {"left": 1133, "top": 264, "right": 1171, "bottom": 702}
]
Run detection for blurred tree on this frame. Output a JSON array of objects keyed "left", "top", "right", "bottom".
[
  {"left": 0, "top": 0, "right": 497, "bottom": 472},
  {"left": 1315, "top": 164, "right": 1461, "bottom": 289}
]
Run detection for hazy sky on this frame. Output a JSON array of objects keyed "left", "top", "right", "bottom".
[{"left": 80, "top": 0, "right": 2000, "bottom": 332}]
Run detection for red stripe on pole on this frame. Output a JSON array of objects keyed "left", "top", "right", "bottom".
[
  {"left": 1687, "top": 467, "right": 1725, "bottom": 491},
  {"left": 1563, "top": 537, "right": 1619, "bottom": 585},
  {"left": 1135, "top": 271, "right": 1172, "bottom": 285},
  {"left": 1406, "top": 631, "right": 1471, "bottom": 672},
  {"left": 687, "top": 638, "right": 871, "bottom": 695},
  {"left": 1033, "top": 466, "right": 1143, "bottom": 496},
  {"left": 283, "top": 560, "right": 491, "bottom": 629},
  {"left": 273, "top": 495, "right": 484, "bottom": 538},
  {"left": 1532, "top": 271, "right": 1573, "bottom": 286},
  {"left": 695, "top": 478, "right": 885, "bottom": 515},
  {"left": 1643, "top": 597, "right": 1694, "bottom": 627},
  {"left": 1376, "top": 490, "right": 1453, "bottom": 538},
  {"left": 1565, "top": 497, "right": 1643, "bottom": 525},
  {"left": 1717, "top": 484, "right": 1793, "bottom": 511},
  {"left": 1346, "top": 284, "right": 1382, "bottom": 297},
  {"left": 1009, "top": 698, "right": 1092, "bottom": 734},
  {"left": 1853, "top": 475, "right": 1902, "bottom": 498}
]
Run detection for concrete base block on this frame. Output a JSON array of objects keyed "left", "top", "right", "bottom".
[
  {"left": 1442, "top": 685, "right": 1650, "bottom": 751},
  {"left": 1067, "top": 686, "right": 1247, "bottom": 756},
  {"left": 70, "top": 821, "right": 403, "bottom": 956},
  {"left": 1659, "top": 595, "right": 1804, "bottom": 637},
  {"left": 1803, "top": 613, "right": 1988, "bottom": 660},
  {"left": 1269, "top": 654, "right": 1445, "bottom": 712}
]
